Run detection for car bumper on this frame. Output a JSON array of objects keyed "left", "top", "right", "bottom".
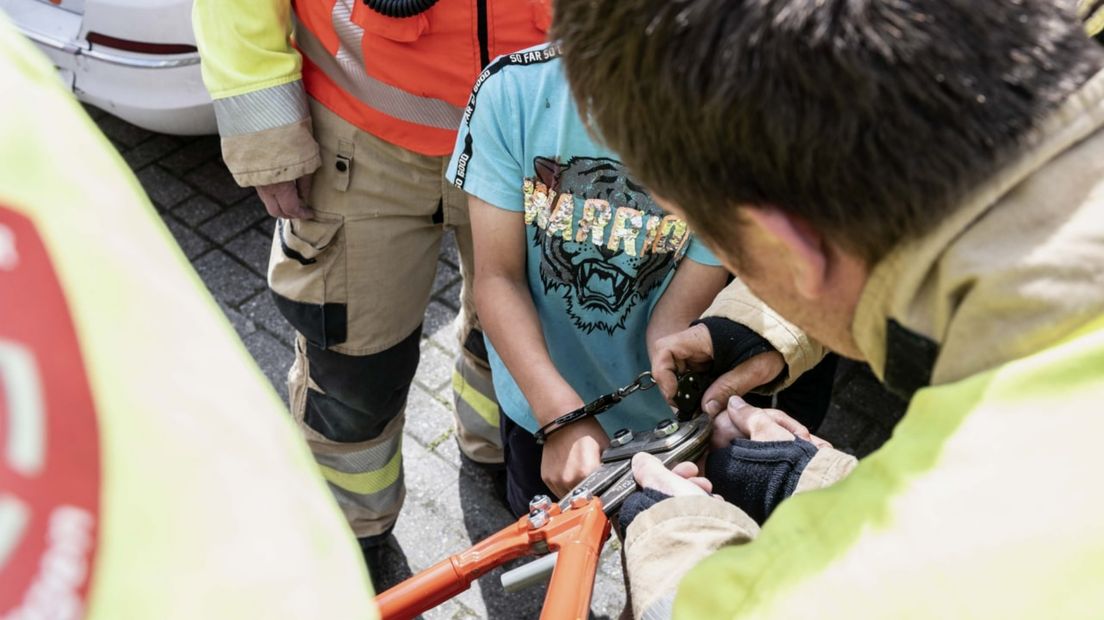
[{"left": 3, "top": 0, "right": 216, "bottom": 135}]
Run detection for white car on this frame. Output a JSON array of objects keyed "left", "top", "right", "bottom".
[{"left": 0, "top": 0, "right": 215, "bottom": 135}]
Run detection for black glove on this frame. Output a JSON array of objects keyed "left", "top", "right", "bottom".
[
  {"left": 617, "top": 488, "right": 672, "bottom": 537},
  {"left": 706, "top": 437, "right": 818, "bottom": 524},
  {"left": 693, "top": 317, "right": 785, "bottom": 388}
]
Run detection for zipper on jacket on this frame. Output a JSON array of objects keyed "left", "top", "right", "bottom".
[{"left": 477, "top": 0, "right": 490, "bottom": 68}]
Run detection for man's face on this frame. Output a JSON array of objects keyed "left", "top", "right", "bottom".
[{"left": 655, "top": 197, "right": 868, "bottom": 360}]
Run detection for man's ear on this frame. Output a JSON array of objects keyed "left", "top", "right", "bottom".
[{"left": 742, "top": 207, "right": 828, "bottom": 299}]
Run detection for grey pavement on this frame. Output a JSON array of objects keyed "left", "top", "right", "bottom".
[
  {"left": 89, "top": 101, "right": 898, "bottom": 620},
  {"left": 89, "top": 105, "right": 626, "bottom": 619}
]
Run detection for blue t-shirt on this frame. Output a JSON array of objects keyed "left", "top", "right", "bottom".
[{"left": 446, "top": 43, "right": 719, "bottom": 436}]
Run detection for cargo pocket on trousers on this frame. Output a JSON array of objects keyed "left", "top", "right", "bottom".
[{"left": 269, "top": 214, "right": 348, "bottom": 349}]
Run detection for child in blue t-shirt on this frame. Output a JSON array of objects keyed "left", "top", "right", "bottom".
[{"left": 446, "top": 43, "right": 728, "bottom": 515}]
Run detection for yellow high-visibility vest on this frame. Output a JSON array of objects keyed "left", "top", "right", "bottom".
[{"left": 0, "top": 15, "right": 377, "bottom": 619}]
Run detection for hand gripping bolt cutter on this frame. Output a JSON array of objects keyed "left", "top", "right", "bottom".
[{"left": 375, "top": 373, "right": 713, "bottom": 620}]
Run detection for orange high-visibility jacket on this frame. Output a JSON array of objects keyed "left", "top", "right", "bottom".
[{"left": 194, "top": 0, "right": 550, "bottom": 186}]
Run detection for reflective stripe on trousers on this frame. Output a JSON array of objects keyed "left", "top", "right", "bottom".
[
  {"left": 317, "top": 414, "right": 406, "bottom": 537},
  {"left": 451, "top": 354, "right": 502, "bottom": 464},
  {"left": 288, "top": 338, "right": 406, "bottom": 538}
]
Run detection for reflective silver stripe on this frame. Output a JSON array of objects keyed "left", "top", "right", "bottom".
[
  {"left": 294, "top": 1, "right": 465, "bottom": 131},
  {"left": 314, "top": 428, "right": 401, "bottom": 474},
  {"left": 212, "top": 80, "right": 310, "bottom": 137},
  {"left": 323, "top": 431, "right": 404, "bottom": 514}
]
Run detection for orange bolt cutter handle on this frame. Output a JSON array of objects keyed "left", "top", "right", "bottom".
[
  {"left": 541, "top": 500, "right": 610, "bottom": 620},
  {"left": 376, "top": 398, "right": 714, "bottom": 619},
  {"left": 376, "top": 498, "right": 610, "bottom": 620}
]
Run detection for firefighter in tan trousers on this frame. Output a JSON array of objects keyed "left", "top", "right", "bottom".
[{"left": 192, "top": 0, "right": 550, "bottom": 572}]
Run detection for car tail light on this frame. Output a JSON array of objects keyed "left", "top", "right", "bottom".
[{"left": 86, "top": 32, "right": 196, "bottom": 55}]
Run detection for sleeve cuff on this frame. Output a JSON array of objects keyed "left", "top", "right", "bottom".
[
  {"left": 220, "top": 117, "right": 321, "bottom": 187},
  {"left": 624, "top": 495, "right": 759, "bottom": 619},
  {"left": 702, "top": 279, "right": 826, "bottom": 391},
  {"left": 793, "top": 447, "right": 858, "bottom": 494}
]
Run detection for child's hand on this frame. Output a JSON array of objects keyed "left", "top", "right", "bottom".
[{"left": 540, "top": 418, "right": 610, "bottom": 497}]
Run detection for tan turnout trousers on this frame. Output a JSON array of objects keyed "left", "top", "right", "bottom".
[{"left": 269, "top": 100, "right": 501, "bottom": 538}]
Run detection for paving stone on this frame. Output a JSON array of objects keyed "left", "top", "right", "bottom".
[
  {"left": 590, "top": 563, "right": 627, "bottom": 619},
  {"left": 96, "top": 113, "right": 153, "bottom": 147},
  {"left": 224, "top": 228, "right": 272, "bottom": 275},
  {"left": 440, "top": 229, "right": 460, "bottom": 269},
  {"left": 217, "top": 300, "right": 256, "bottom": 340},
  {"left": 193, "top": 249, "right": 265, "bottom": 306},
  {"left": 403, "top": 438, "right": 460, "bottom": 504},
  {"left": 434, "top": 281, "right": 462, "bottom": 313},
  {"left": 427, "top": 327, "right": 460, "bottom": 358},
  {"left": 431, "top": 261, "right": 461, "bottom": 297},
  {"left": 137, "top": 165, "right": 195, "bottom": 209},
  {"left": 171, "top": 195, "right": 222, "bottom": 227},
  {"left": 186, "top": 160, "right": 253, "bottom": 205},
  {"left": 404, "top": 386, "right": 455, "bottom": 449},
  {"left": 160, "top": 136, "right": 221, "bottom": 174},
  {"left": 430, "top": 428, "right": 463, "bottom": 465},
  {"left": 199, "top": 200, "right": 267, "bottom": 244},
  {"left": 423, "top": 300, "right": 457, "bottom": 342},
  {"left": 240, "top": 291, "right": 295, "bottom": 344},
  {"left": 255, "top": 215, "right": 277, "bottom": 236},
  {"left": 242, "top": 330, "right": 293, "bottom": 403},
  {"left": 161, "top": 214, "right": 210, "bottom": 260},
  {"left": 391, "top": 502, "right": 470, "bottom": 579},
  {"left": 123, "top": 134, "right": 183, "bottom": 169},
  {"left": 454, "top": 463, "right": 512, "bottom": 540},
  {"left": 414, "top": 341, "right": 453, "bottom": 393},
  {"left": 235, "top": 191, "right": 268, "bottom": 214}
]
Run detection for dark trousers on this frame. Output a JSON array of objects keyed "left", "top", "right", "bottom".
[{"left": 500, "top": 414, "right": 556, "bottom": 518}]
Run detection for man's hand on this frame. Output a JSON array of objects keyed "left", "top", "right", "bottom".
[
  {"left": 631, "top": 453, "right": 712, "bottom": 498},
  {"left": 651, "top": 324, "right": 785, "bottom": 416},
  {"left": 711, "top": 395, "right": 831, "bottom": 451},
  {"left": 541, "top": 417, "right": 609, "bottom": 497},
  {"left": 256, "top": 175, "right": 314, "bottom": 220}
]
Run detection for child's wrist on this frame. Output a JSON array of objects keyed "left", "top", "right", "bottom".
[{"left": 531, "top": 386, "right": 585, "bottom": 426}]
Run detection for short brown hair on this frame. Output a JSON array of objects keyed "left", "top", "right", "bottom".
[{"left": 555, "top": 0, "right": 1103, "bottom": 262}]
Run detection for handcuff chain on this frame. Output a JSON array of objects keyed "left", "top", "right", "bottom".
[
  {"left": 617, "top": 371, "right": 657, "bottom": 398},
  {"left": 533, "top": 371, "right": 658, "bottom": 444}
]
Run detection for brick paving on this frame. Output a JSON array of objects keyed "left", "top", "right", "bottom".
[
  {"left": 89, "top": 99, "right": 899, "bottom": 619},
  {"left": 88, "top": 105, "right": 626, "bottom": 618}
]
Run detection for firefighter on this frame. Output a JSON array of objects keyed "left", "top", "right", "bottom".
[{"left": 192, "top": 0, "right": 550, "bottom": 573}]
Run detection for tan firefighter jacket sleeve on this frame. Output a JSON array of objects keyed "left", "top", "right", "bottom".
[
  {"left": 623, "top": 448, "right": 857, "bottom": 618},
  {"left": 192, "top": 0, "right": 320, "bottom": 187},
  {"left": 701, "top": 278, "right": 827, "bottom": 390}
]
